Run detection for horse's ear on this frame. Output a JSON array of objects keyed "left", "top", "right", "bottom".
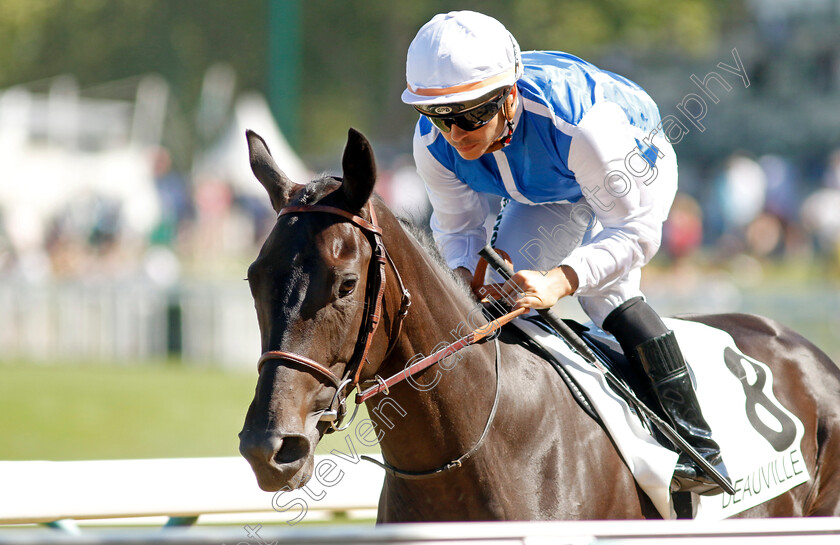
[
  {"left": 340, "top": 128, "right": 376, "bottom": 212},
  {"left": 246, "top": 129, "right": 295, "bottom": 213}
]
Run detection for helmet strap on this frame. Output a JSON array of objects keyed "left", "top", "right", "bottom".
[{"left": 484, "top": 86, "right": 517, "bottom": 154}]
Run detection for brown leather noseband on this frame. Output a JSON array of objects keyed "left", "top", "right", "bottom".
[{"left": 256, "top": 201, "right": 410, "bottom": 432}]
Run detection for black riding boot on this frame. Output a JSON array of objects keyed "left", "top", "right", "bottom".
[
  {"left": 603, "top": 297, "right": 730, "bottom": 495},
  {"left": 636, "top": 331, "right": 730, "bottom": 494}
]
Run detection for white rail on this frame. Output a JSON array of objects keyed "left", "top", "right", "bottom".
[
  {"left": 1, "top": 518, "right": 839, "bottom": 544},
  {"left": 2, "top": 456, "right": 839, "bottom": 544},
  {"left": 0, "top": 455, "right": 383, "bottom": 526}
]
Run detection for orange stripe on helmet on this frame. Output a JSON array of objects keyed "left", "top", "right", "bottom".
[{"left": 407, "top": 69, "right": 515, "bottom": 97}]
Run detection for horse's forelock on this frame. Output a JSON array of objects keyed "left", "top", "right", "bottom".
[{"left": 292, "top": 176, "right": 342, "bottom": 206}]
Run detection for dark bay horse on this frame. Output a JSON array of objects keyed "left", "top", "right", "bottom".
[{"left": 238, "top": 128, "right": 840, "bottom": 520}]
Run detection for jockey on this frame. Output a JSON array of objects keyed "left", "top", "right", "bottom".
[{"left": 401, "top": 10, "right": 730, "bottom": 494}]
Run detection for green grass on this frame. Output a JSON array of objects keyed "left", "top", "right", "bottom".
[{"left": 0, "top": 361, "right": 377, "bottom": 461}]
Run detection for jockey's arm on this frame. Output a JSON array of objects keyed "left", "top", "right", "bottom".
[{"left": 498, "top": 103, "right": 672, "bottom": 309}]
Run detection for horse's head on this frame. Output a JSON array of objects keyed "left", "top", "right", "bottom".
[{"left": 238, "top": 128, "right": 384, "bottom": 491}]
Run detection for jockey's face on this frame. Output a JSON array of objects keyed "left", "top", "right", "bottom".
[{"left": 440, "top": 91, "right": 516, "bottom": 160}]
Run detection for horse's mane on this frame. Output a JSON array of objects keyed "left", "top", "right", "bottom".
[
  {"left": 393, "top": 212, "right": 475, "bottom": 300},
  {"left": 396, "top": 215, "right": 440, "bottom": 260}
]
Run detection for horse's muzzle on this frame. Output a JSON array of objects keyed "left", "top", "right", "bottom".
[{"left": 238, "top": 430, "right": 312, "bottom": 491}]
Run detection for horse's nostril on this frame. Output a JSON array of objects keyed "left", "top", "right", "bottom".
[{"left": 274, "top": 435, "right": 309, "bottom": 465}]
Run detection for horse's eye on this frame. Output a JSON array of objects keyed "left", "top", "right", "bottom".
[{"left": 338, "top": 277, "right": 358, "bottom": 297}]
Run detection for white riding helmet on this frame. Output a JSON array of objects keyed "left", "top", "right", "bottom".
[{"left": 401, "top": 11, "right": 523, "bottom": 108}]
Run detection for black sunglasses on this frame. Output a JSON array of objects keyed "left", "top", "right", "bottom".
[{"left": 415, "top": 87, "right": 511, "bottom": 133}]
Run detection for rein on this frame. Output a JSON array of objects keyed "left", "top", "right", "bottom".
[
  {"left": 361, "top": 338, "right": 502, "bottom": 480},
  {"left": 356, "top": 306, "right": 526, "bottom": 403},
  {"left": 355, "top": 307, "right": 523, "bottom": 480}
]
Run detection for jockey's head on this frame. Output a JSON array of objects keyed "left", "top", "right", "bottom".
[{"left": 401, "top": 11, "right": 522, "bottom": 158}]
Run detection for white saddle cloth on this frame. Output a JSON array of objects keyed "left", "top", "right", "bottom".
[{"left": 511, "top": 316, "right": 809, "bottom": 520}]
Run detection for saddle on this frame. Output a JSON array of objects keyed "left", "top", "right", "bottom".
[
  {"left": 489, "top": 305, "right": 810, "bottom": 520},
  {"left": 521, "top": 315, "right": 672, "bottom": 437}
]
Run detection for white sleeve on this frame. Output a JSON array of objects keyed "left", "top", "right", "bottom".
[
  {"left": 413, "top": 124, "right": 490, "bottom": 273},
  {"left": 563, "top": 102, "right": 675, "bottom": 296}
]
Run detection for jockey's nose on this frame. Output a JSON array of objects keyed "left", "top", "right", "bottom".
[{"left": 449, "top": 124, "right": 471, "bottom": 141}]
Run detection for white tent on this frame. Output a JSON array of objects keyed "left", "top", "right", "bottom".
[{"left": 192, "top": 92, "right": 310, "bottom": 196}]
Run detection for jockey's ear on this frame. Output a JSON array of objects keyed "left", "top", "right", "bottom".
[
  {"left": 340, "top": 128, "right": 376, "bottom": 212},
  {"left": 246, "top": 129, "right": 296, "bottom": 213}
]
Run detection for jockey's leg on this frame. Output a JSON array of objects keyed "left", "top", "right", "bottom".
[{"left": 600, "top": 296, "right": 730, "bottom": 494}]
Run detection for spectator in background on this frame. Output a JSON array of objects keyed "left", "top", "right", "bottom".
[
  {"left": 150, "top": 147, "right": 194, "bottom": 247},
  {"left": 717, "top": 151, "right": 767, "bottom": 236},
  {"left": 760, "top": 155, "right": 798, "bottom": 228},
  {"left": 706, "top": 151, "right": 767, "bottom": 258},
  {"left": 752, "top": 154, "right": 808, "bottom": 259},
  {"left": 824, "top": 148, "right": 840, "bottom": 190},
  {"left": 662, "top": 193, "right": 703, "bottom": 264},
  {"left": 801, "top": 149, "right": 840, "bottom": 266}
]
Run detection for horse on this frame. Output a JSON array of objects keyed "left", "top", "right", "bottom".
[{"left": 238, "top": 128, "right": 840, "bottom": 521}]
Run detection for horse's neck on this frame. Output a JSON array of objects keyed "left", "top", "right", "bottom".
[
  {"left": 385, "top": 216, "right": 482, "bottom": 353},
  {"left": 370, "top": 212, "right": 500, "bottom": 473}
]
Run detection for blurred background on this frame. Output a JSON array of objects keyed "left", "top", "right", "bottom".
[{"left": 1, "top": 0, "right": 839, "bottom": 461}]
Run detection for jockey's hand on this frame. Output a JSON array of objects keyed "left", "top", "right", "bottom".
[{"left": 499, "top": 266, "right": 579, "bottom": 310}]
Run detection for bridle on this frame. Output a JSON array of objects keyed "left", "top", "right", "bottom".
[{"left": 256, "top": 198, "right": 411, "bottom": 433}]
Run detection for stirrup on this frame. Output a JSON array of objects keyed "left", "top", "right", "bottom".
[{"left": 671, "top": 458, "right": 730, "bottom": 496}]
